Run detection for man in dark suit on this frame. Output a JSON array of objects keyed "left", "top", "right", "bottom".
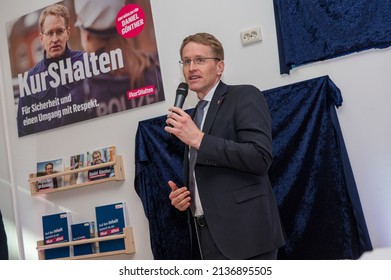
[{"left": 165, "top": 32, "right": 285, "bottom": 259}]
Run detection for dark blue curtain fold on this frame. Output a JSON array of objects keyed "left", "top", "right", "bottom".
[
  {"left": 273, "top": 0, "right": 391, "bottom": 74},
  {"left": 134, "top": 76, "right": 372, "bottom": 259},
  {"left": 134, "top": 116, "right": 190, "bottom": 259}
]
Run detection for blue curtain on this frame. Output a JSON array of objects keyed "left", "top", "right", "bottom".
[
  {"left": 273, "top": 0, "right": 391, "bottom": 74},
  {"left": 134, "top": 76, "right": 372, "bottom": 259}
]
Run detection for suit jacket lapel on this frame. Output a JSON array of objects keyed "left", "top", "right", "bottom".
[{"left": 203, "top": 81, "right": 227, "bottom": 133}]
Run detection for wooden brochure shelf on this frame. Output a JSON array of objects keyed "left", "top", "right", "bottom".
[
  {"left": 29, "top": 155, "right": 125, "bottom": 195},
  {"left": 36, "top": 227, "right": 135, "bottom": 260}
]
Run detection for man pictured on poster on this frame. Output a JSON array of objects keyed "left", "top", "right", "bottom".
[
  {"left": 44, "top": 162, "right": 58, "bottom": 188},
  {"left": 16, "top": 3, "right": 87, "bottom": 137},
  {"left": 11, "top": 0, "right": 165, "bottom": 137},
  {"left": 91, "top": 150, "right": 104, "bottom": 165},
  {"left": 88, "top": 149, "right": 114, "bottom": 181},
  {"left": 37, "top": 161, "right": 61, "bottom": 191},
  {"left": 165, "top": 33, "right": 285, "bottom": 259}
]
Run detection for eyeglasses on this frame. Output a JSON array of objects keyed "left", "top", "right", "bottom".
[
  {"left": 42, "top": 28, "right": 67, "bottom": 38},
  {"left": 179, "top": 57, "right": 221, "bottom": 66}
]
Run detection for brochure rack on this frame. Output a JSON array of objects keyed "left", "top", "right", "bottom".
[
  {"left": 28, "top": 155, "right": 125, "bottom": 195},
  {"left": 36, "top": 227, "right": 135, "bottom": 260}
]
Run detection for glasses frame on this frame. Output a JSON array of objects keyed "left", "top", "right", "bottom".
[
  {"left": 179, "top": 57, "right": 221, "bottom": 66},
  {"left": 42, "top": 27, "right": 67, "bottom": 38}
]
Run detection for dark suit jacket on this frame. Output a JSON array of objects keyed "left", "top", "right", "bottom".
[{"left": 184, "top": 81, "right": 285, "bottom": 259}]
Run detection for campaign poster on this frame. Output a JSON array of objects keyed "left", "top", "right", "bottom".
[
  {"left": 7, "top": 0, "right": 165, "bottom": 137},
  {"left": 36, "top": 158, "right": 63, "bottom": 190}
]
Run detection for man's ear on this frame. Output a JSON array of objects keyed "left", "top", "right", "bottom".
[
  {"left": 217, "top": 60, "right": 225, "bottom": 76},
  {"left": 40, "top": 33, "right": 44, "bottom": 45},
  {"left": 65, "top": 26, "right": 70, "bottom": 40}
]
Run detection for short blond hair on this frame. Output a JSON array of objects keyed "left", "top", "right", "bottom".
[
  {"left": 39, "top": 3, "right": 70, "bottom": 32},
  {"left": 180, "top": 32, "right": 224, "bottom": 61}
]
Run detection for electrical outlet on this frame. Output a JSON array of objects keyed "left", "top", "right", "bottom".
[{"left": 240, "top": 26, "right": 262, "bottom": 46}]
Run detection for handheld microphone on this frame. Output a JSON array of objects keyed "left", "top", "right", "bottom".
[
  {"left": 174, "top": 82, "right": 188, "bottom": 108},
  {"left": 168, "top": 82, "right": 188, "bottom": 136}
]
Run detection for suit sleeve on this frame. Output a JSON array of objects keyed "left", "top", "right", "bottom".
[{"left": 197, "top": 85, "right": 273, "bottom": 176}]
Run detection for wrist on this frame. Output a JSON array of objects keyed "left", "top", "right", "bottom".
[{"left": 192, "top": 132, "right": 204, "bottom": 150}]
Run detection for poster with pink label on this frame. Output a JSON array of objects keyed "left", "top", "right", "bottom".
[{"left": 7, "top": 0, "right": 165, "bottom": 137}]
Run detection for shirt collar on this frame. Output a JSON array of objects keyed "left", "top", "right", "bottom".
[{"left": 200, "top": 80, "right": 220, "bottom": 103}]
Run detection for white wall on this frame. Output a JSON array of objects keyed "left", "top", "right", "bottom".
[{"left": 0, "top": 0, "right": 390, "bottom": 259}]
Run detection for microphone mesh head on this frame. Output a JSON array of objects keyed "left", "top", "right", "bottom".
[{"left": 177, "top": 82, "right": 188, "bottom": 96}]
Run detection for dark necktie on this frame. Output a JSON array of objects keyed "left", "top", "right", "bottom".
[{"left": 189, "top": 100, "right": 208, "bottom": 214}]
